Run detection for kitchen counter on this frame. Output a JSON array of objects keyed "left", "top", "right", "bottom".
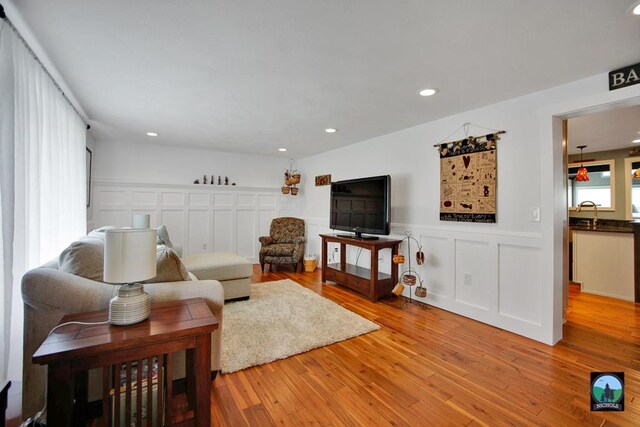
[
  {"left": 570, "top": 225, "right": 633, "bottom": 233},
  {"left": 572, "top": 228, "right": 634, "bottom": 300},
  {"left": 569, "top": 218, "right": 634, "bottom": 234}
]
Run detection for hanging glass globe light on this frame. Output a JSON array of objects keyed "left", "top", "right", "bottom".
[{"left": 575, "top": 145, "right": 589, "bottom": 182}]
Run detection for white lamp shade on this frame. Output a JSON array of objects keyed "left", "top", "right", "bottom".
[
  {"left": 104, "top": 229, "right": 157, "bottom": 283},
  {"left": 132, "top": 213, "right": 151, "bottom": 229}
]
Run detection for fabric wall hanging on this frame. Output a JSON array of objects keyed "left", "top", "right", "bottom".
[{"left": 436, "top": 125, "right": 504, "bottom": 223}]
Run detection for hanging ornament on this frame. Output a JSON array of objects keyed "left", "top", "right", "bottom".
[{"left": 575, "top": 145, "right": 589, "bottom": 182}]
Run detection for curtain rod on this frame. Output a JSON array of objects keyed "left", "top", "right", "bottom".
[
  {"left": 0, "top": 4, "right": 90, "bottom": 130},
  {"left": 433, "top": 130, "right": 505, "bottom": 147}
]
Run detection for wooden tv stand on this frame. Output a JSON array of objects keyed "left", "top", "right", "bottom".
[{"left": 320, "top": 234, "right": 402, "bottom": 302}]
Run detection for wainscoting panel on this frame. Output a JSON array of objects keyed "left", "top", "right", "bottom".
[
  {"left": 93, "top": 181, "right": 300, "bottom": 262},
  {"left": 454, "top": 240, "right": 491, "bottom": 311},
  {"left": 236, "top": 210, "right": 257, "bottom": 259},
  {"left": 188, "top": 210, "right": 210, "bottom": 254},
  {"left": 161, "top": 192, "right": 184, "bottom": 206},
  {"left": 304, "top": 217, "right": 545, "bottom": 343},
  {"left": 418, "top": 235, "right": 451, "bottom": 300},
  {"left": 259, "top": 210, "right": 277, "bottom": 238},
  {"left": 188, "top": 192, "right": 210, "bottom": 206},
  {"left": 498, "top": 244, "right": 543, "bottom": 325},
  {"left": 132, "top": 191, "right": 157, "bottom": 205},
  {"left": 214, "top": 193, "right": 234, "bottom": 207},
  {"left": 160, "top": 209, "right": 184, "bottom": 247},
  {"left": 212, "top": 210, "right": 234, "bottom": 253},
  {"left": 99, "top": 209, "right": 128, "bottom": 227},
  {"left": 100, "top": 191, "right": 128, "bottom": 206}
]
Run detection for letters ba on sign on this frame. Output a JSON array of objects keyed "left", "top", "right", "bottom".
[{"left": 609, "top": 62, "right": 640, "bottom": 91}]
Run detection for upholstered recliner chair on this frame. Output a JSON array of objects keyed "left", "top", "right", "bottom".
[{"left": 259, "top": 217, "right": 305, "bottom": 272}]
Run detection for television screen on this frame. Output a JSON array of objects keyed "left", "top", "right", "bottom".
[{"left": 330, "top": 175, "right": 391, "bottom": 237}]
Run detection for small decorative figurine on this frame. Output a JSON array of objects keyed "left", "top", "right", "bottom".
[
  {"left": 193, "top": 179, "right": 200, "bottom": 184},
  {"left": 203, "top": 175, "right": 207, "bottom": 184},
  {"left": 225, "top": 176, "right": 229, "bottom": 185},
  {"left": 218, "top": 176, "right": 222, "bottom": 185}
]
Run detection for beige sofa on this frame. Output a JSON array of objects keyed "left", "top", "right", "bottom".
[
  {"left": 21, "top": 259, "right": 224, "bottom": 419},
  {"left": 181, "top": 251, "right": 252, "bottom": 300}
]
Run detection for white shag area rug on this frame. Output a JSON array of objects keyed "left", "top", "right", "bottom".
[{"left": 221, "top": 279, "right": 380, "bottom": 373}]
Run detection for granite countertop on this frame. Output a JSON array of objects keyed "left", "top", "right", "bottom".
[
  {"left": 570, "top": 225, "right": 633, "bottom": 233},
  {"left": 570, "top": 219, "right": 634, "bottom": 234}
]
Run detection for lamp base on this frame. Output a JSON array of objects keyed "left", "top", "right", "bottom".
[{"left": 109, "top": 283, "right": 151, "bottom": 325}]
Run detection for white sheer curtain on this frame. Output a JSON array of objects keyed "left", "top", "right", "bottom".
[
  {"left": 0, "top": 17, "right": 15, "bottom": 394},
  {"left": 0, "top": 15, "right": 87, "bottom": 387}
]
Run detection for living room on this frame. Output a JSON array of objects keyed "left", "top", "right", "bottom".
[{"left": 2, "top": 1, "right": 640, "bottom": 425}]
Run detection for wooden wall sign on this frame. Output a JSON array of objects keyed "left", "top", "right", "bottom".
[
  {"left": 609, "top": 62, "right": 640, "bottom": 91},
  {"left": 438, "top": 134, "right": 499, "bottom": 223},
  {"left": 315, "top": 174, "right": 331, "bottom": 186}
]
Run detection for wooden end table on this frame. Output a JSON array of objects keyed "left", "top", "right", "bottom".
[{"left": 33, "top": 298, "right": 218, "bottom": 427}]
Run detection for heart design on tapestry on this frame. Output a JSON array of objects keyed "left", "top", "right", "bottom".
[{"left": 463, "top": 155, "right": 471, "bottom": 169}]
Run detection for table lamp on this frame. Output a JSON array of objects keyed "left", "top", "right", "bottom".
[{"left": 104, "top": 229, "right": 157, "bottom": 325}]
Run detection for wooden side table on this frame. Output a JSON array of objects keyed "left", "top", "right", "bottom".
[{"left": 33, "top": 298, "right": 218, "bottom": 427}]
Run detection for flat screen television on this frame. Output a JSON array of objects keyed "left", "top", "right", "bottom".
[{"left": 330, "top": 175, "right": 391, "bottom": 239}]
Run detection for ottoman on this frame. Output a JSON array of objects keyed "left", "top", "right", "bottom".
[{"left": 181, "top": 252, "right": 252, "bottom": 301}]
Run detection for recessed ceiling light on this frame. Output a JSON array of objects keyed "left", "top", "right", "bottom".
[
  {"left": 146, "top": 132, "right": 158, "bottom": 137},
  {"left": 418, "top": 88, "right": 438, "bottom": 97},
  {"left": 278, "top": 148, "right": 287, "bottom": 152},
  {"left": 630, "top": 2, "right": 640, "bottom": 15},
  {"left": 633, "top": 139, "right": 640, "bottom": 143},
  {"left": 325, "top": 128, "right": 337, "bottom": 134}
]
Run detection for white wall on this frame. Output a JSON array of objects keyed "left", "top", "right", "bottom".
[
  {"left": 299, "top": 73, "right": 640, "bottom": 345},
  {"left": 94, "top": 140, "right": 288, "bottom": 188}
]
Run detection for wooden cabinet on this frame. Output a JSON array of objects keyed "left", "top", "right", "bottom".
[
  {"left": 320, "top": 234, "right": 401, "bottom": 301},
  {"left": 573, "top": 230, "right": 634, "bottom": 300}
]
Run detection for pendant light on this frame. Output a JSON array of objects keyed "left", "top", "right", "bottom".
[{"left": 575, "top": 145, "right": 589, "bottom": 182}]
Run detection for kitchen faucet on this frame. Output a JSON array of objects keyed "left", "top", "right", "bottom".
[{"left": 576, "top": 200, "right": 598, "bottom": 227}]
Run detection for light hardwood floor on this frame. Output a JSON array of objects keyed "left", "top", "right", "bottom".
[
  {"left": 209, "top": 268, "right": 639, "bottom": 426},
  {"left": 7, "top": 271, "right": 638, "bottom": 426}
]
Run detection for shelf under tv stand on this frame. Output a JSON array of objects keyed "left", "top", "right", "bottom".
[{"left": 320, "top": 234, "right": 402, "bottom": 302}]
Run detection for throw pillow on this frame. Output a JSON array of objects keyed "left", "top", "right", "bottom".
[
  {"left": 58, "top": 236, "right": 105, "bottom": 281},
  {"left": 144, "top": 245, "right": 191, "bottom": 283},
  {"left": 155, "top": 225, "right": 174, "bottom": 249}
]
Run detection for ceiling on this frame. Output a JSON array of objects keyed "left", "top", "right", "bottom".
[
  {"left": 8, "top": 0, "right": 640, "bottom": 158},
  {"left": 568, "top": 104, "right": 640, "bottom": 155}
]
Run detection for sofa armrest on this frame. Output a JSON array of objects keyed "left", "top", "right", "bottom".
[
  {"left": 22, "top": 268, "right": 117, "bottom": 314},
  {"left": 259, "top": 236, "right": 274, "bottom": 246},
  {"left": 293, "top": 238, "right": 305, "bottom": 262},
  {"left": 293, "top": 236, "right": 306, "bottom": 245}
]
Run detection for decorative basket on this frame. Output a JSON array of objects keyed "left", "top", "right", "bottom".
[
  {"left": 402, "top": 274, "right": 417, "bottom": 286},
  {"left": 415, "top": 282, "right": 427, "bottom": 298},
  {"left": 416, "top": 247, "right": 425, "bottom": 265},
  {"left": 391, "top": 282, "right": 404, "bottom": 296},
  {"left": 281, "top": 186, "right": 291, "bottom": 194},
  {"left": 289, "top": 174, "right": 301, "bottom": 185},
  {"left": 291, "top": 187, "right": 299, "bottom": 195},
  {"left": 392, "top": 254, "right": 405, "bottom": 264},
  {"left": 303, "top": 258, "right": 317, "bottom": 272}
]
